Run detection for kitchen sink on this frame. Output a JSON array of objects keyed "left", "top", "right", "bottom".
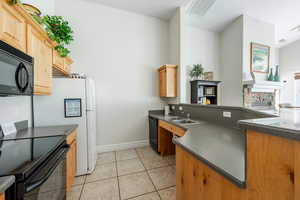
[
  {"left": 177, "top": 119, "right": 197, "bottom": 124},
  {"left": 171, "top": 119, "right": 198, "bottom": 124},
  {"left": 170, "top": 117, "right": 183, "bottom": 121}
]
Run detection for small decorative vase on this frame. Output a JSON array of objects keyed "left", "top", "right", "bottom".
[
  {"left": 268, "top": 68, "right": 274, "bottom": 81},
  {"left": 274, "top": 65, "right": 280, "bottom": 82}
]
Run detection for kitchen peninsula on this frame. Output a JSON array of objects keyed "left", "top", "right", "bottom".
[{"left": 149, "top": 105, "right": 300, "bottom": 200}]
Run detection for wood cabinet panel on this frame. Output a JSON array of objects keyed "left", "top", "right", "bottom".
[
  {"left": 66, "top": 130, "right": 77, "bottom": 192},
  {"left": 0, "top": 1, "right": 26, "bottom": 52},
  {"left": 247, "top": 130, "right": 295, "bottom": 200},
  {"left": 27, "top": 24, "right": 52, "bottom": 95},
  {"left": 159, "top": 120, "right": 185, "bottom": 137},
  {"left": 0, "top": 193, "right": 4, "bottom": 200},
  {"left": 158, "top": 120, "right": 186, "bottom": 156},
  {"left": 64, "top": 56, "right": 73, "bottom": 75},
  {"left": 176, "top": 146, "right": 246, "bottom": 200},
  {"left": 158, "top": 65, "right": 177, "bottom": 98},
  {"left": 53, "top": 49, "right": 64, "bottom": 71}
]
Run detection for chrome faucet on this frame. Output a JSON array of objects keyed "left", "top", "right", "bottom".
[{"left": 186, "top": 113, "right": 191, "bottom": 119}]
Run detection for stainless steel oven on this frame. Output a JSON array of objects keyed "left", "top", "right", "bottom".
[{"left": 0, "top": 40, "right": 33, "bottom": 96}]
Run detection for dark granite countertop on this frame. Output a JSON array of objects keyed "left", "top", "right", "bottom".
[
  {"left": 0, "top": 124, "right": 78, "bottom": 141},
  {"left": 149, "top": 107, "right": 300, "bottom": 188},
  {"left": 0, "top": 176, "right": 15, "bottom": 193},
  {"left": 149, "top": 112, "right": 246, "bottom": 188},
  {"left": 238, "top": 108, "right": 300, "bottom": 141}
]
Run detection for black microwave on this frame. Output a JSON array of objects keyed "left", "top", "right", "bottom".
[{"left": 0, "top": 41, "right": 33, "bottom": 96}]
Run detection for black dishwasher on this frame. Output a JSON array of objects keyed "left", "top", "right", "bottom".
[{"left": 149, "top": 116, "right": 158, "bottom": 152}]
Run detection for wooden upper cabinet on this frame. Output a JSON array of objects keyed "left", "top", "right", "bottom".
[
  {"left": 64, "top": 56, "right": 73, "bottom": 75},
  {"left": 53, "top": 49, "right": 65, "bottom": 71},
  {"left": 158, "top": 65, "right": 178, "bottom": 98},
  {"left": 53, "top": 50, "right": 73, "bottom": 76},
  {"left": 0, "top": 1, "right": 26, "bottom": 52},
  {"left": 27, "top": 24, "right": 52, "bottom": 95}
]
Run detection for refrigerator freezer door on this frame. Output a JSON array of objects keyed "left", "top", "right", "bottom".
[
  {"left": 86, "top": 79, "right": 96, "bottom": 111},
  {"left": 85, "top": 78, "right": 97, "bottom": 173},
  {"left": 34, "top": 78, "right": 89, "bottom": 176}
]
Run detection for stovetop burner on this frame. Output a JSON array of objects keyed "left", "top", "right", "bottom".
[{"left": 0, "top": 136, "right": 65, "bottom": 180}]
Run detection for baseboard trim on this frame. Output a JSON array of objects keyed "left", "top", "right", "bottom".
[{"left": 97, "top": 140, "right": 149, "bottom": 153}]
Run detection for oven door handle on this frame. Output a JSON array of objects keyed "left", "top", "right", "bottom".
[{"left": 25, "top": 146, "right": 70, "bottom": 193}]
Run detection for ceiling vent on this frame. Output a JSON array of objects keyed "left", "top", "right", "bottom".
[{"left": 186, "top": 0, "right": 217, "bottom": 16}]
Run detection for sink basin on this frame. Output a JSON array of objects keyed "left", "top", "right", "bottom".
[
  {"left": 177, "top": 119, "right": 197, "bottom": 124},
  {"left": 170, "top": 117, "right": 183, "bottom": 121},
  {"left": 171, "top": 119, "right": 198, "bottom": 124}
]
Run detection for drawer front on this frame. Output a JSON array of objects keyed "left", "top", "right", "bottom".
[{"left": 159, "top": 120, "right": 185, "bottom": 137}]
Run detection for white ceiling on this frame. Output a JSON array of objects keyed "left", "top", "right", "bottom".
[
  {"left": 92, "top": 0, "right": 189, "bottom": 20},
  {"left": 187, "top": 0, "right": 300, "bottom": 46},
  {"left": 91, "top": 0, "right": 300, "bottom": 47}
]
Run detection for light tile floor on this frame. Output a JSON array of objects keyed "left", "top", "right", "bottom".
[{"left": 67, "top": 146, "right": 176, "bottom": 200}]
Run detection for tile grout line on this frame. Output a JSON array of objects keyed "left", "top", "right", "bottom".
[
  {"left": 114, "top": 151, "right": 122, "bottom": 200},
  {"left": 134, "top": 148, "right": 162, "bottom": 200}
]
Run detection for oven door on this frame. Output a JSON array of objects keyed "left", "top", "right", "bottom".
[
  {"left": 0, "top": 41, "right": 33, "bottom": 96},
  {"left": 22, "top": 145, "right": 69, "bottom": 200}
]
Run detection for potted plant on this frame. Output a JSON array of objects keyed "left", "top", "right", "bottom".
[
  {"left": 189, "top": 64, "right": 204, "bottom": 80},
  {"left": 10, "top": 0, "right": 21, "bottom": 4},
  {"left": 43, "top": 15, "right": 74, "bottom": 57}
]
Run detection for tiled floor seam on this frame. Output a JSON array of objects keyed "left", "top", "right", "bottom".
[
  {"left": 115, "top": 154, "right": 122, "bottom": 200},
  {"left": 124, "top": 191, "right": 159, "bottom": 200},
  {"left": 134, "top": 148, "right": 162, "bottom": 200}
]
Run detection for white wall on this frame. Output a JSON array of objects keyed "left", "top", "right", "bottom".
[
  {"left": 54, "top": 0, "right": 168, "bottom": 148},
  {"left": 185, "top": 26, "right": 220, "bottom": 103},
  {"left": 168, "top": 7, "right": 186, "bottom": 104},
  {"left": 22, "top": 0, "right": 55, "bottom": 15},
  {"left": 279, "top": 39, "right": 300, "bottom": 105},
  {"left": 243, "top": 15, "right": 276, "bottom": 81},
  {"left": 219, "top": 17, "right": 244, "bottom": 106},
  {"left": 0, "top": 97, "right": 32, "bottom": 126}
]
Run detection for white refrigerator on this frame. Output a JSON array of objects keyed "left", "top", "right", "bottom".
[{"left": 34, "top": 78, "right": 97, "bottom": 176}]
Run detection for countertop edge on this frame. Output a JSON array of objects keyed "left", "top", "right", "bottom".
[
  {"left": 173, "top": 137, "right": 246, "bottom": 189},
  {"left": 0, "top": 176, "right": 15, "bottom": 193},
  {"left": 238, "top": 121, "right": 300, "bottom": 141}
]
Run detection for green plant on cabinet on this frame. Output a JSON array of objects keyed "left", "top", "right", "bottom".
[{"left": 189, "top": 64, "right": 204, "bottom": 80}]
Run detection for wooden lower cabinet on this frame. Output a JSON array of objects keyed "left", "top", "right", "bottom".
[
  {"left": 246, "top": 130, "right": 300, "bottom": 200},
  {"left": 66, "top": 130, "right": 77, "bottom": 192},
  {"left": 176, "top": 146, "right": 245, "bottom": 200},
  {"left": 0, "top": 193, "right": 4, "bottom": 200},
  {"left": 177, "top": 131, "right": 300, "bottom": 200},
  {"left": 158, "top": 120, "right": 185, "bottom": 156}
]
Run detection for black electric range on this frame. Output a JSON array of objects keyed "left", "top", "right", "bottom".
[{"left": 0, "top": 136, "right": 69, "bottom": 200}]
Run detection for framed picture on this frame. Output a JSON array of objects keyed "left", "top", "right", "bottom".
[
  {"left": 64, "top": 98, "right": 82, "bottom": 118},
  {"left": 250, "top": 43, "right": 270, "bottom": 73},
  {"left": 204, "top": 72, "right": 213, "bottom": 81}
]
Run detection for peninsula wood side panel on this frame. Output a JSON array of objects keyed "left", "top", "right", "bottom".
[
  {"left": 246, "top": 130, "right": 296, "bottom": 200},
  {"left": 66, "top": 130, "right": 77, "bottom": 192},
  {"left": 176, "top": 146, "right": 246, "bottom": 200}
]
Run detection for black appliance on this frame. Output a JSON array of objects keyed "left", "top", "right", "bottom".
[
  {"left": 149, "top": 116, "right": 158, "bottom": 152},
  {"left": 0, "top": 136, "right": 69, "bottom": 200},
  {"left": 0, "top": 40, "right": 33, "bottom": 96}
]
